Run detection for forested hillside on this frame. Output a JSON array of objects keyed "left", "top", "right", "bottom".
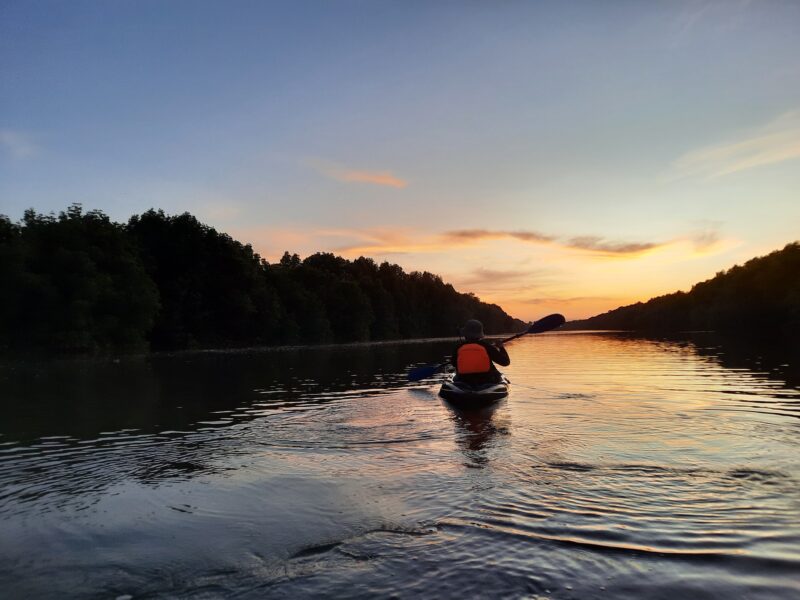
[
  {"left": 0, "top": 205, "right": 525, "bottom": 354},
  {"left": 565, "top": 242, "right": 800, "bottom": 334}
]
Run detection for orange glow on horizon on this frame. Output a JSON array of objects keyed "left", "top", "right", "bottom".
[{"left": 226, "top": 223, "right": 753, "bottom": 321}]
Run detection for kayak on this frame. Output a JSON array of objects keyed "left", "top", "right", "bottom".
[{"left": 439, "top": 374, "right": 510, "bottom": 408}]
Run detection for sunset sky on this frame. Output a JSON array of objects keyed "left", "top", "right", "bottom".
[{"left": 2, "top": 1, "right": 799, "bottom": 320}]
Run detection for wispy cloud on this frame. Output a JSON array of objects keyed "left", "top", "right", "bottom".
[
  {"left": 565, "top": 236, "right": 658, "bottom": 254},
  {"left": 461, "top": 268, "right": 537, "bottom": 284},
  {"left": 444, "top": 229, "right": 662, "bottom": 256},
  {"left": 334, "top": 229, "right": 435, "bottom": 255},
  {"left": 243, "top": 224, "right": 723, "bottom": 263},
  {"left": 337, "top": 170, "right": 407, "bottom": 188},
  {"left": 334, "top": 228, "right": 664, "bottom": 257},
  {"left": 519, "top": 295, "right": 614, "bottom": 306},
  {"left": 0, "top": 130, "right": 39, "bottom": 159},
  {"left": 444, "top": 229, "right": 554, "bottom": 244},
  {"left": 671, "top": 0, "right": 753, "bottom": 45},
  {"left": 458, "top": 267, "right": 552, "bottom": 286},
  {"left": 311, "top": 160, "right": 408, "bottom": 188},
  {"left": 674, "top": 1, "right": 715, "bottom": 39},
  {"left": 689, "top": 229, "right": 720, "bottom": 251},
  {"left": 337, "top": 236, "right": 663, "bottom": 259},
  {"left": 669, "top": 110, "right": 800, "bottom": 179}
]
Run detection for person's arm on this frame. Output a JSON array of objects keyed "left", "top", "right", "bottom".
[{"left": 485, "top": 341, "right": 510, "bottom": 366}]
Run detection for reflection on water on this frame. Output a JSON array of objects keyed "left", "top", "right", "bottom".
[
  {"left": 1, "top": 333, "right": 799, "bottom": 599},
  {"left": 447, "top": 401, "right": 507, "bottom": 467}
]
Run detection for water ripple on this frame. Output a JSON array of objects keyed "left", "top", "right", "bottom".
[{"left": 1, "top": 333, "right": 798, "bottom": 598}]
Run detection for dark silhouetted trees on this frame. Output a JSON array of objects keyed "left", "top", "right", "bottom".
[
  {"left": 127, "top": 209, "right": 281, "bottom": 349},
  {"left": 564, "top": 242, "right": 800, "bottom": 334},
  {"left": 0, "top": 205, "right": 159, "bottom": 353},
  {"left": 0, "top": 205, "right": 525, "bottom": 354}
]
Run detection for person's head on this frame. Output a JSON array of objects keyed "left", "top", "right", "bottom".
[{"left": 461, "top": 319, "right": 484, "bottom": 341}]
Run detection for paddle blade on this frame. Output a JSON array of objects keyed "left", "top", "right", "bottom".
[
  {"left": 408, "top": 363, "right": 444, "bottom": 382},
  {"left": 528, "top": 313, "right": 566, "bottom": 334}
]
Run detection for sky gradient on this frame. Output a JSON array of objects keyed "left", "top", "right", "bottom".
[{"left": 2, "top": 1, "right": 799, "bottom": 320}]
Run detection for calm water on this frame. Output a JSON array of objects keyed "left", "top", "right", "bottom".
[{"left": 1, "top": 333, "right": 799, "bottom": 599}]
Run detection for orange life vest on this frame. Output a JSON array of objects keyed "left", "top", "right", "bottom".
[{"left": 456, "top": 343, "right": 492, "bottom": 374}]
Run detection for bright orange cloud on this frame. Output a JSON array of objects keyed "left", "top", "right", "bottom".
[
  {"left": 337, "top": 170, "right": 408, "bottom": 188},
  {"left": 310, "top": 159, "right": 408, "bottom": 188}
]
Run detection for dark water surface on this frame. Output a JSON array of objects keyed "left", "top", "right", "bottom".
[{"left": 1, "top": 333, "right": 799, "bottom": 599}]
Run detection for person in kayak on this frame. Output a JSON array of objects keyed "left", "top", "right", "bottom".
[{"left": 450, "top": 319, "right": 510, "bottom": 385}]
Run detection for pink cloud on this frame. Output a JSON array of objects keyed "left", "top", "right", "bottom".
[{"left": 337, "top": 170, "right": 408, "bottom": 188}]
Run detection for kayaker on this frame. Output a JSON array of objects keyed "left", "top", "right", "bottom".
[{"left": 450, "top": 319, "right": 510, "bottom": 385}]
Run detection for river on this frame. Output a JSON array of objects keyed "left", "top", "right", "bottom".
[{"left": 1, "top": 332, "right": 798, "bottom": 599}]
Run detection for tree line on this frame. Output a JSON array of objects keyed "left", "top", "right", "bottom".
[
  {"left": 564, "top": 242, "right": 800, "bottom": 334},
  {"left": 0, "top": 205, "right": 525, "bottom": 354}
]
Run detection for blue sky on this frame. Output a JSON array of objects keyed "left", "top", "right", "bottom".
[{"left": 2, "top": 1, "right": 799, "bottom": 318}]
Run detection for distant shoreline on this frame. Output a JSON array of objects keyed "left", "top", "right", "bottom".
[
  {"left": 1, "top": 206, "right": 525, "bottom": 355},
  {"left": 3, "top": 330, "right": 591, "bottom": 364}
]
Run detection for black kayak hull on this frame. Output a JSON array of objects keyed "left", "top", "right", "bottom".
[{"left": 439, "top": 375, "right": 509, "bottom": 408}]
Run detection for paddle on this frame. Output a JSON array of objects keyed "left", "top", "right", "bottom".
[{"left": 407, "top": 313, "right": 566, "bottom": 382}]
